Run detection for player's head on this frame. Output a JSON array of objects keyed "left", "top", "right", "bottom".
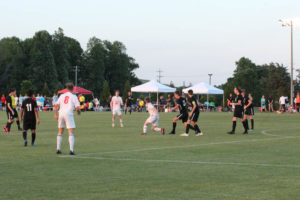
[
  {"left": 188, "top": 90, "right": 193, "bottom": 97},
  {"left": 128, "top": 91, "right": 131, "bottom": 96},
  {"left": 9, "top": 88, "right": 15, "bottom": 95},
  {"left": 229, "top": 93, "right": 232, "bottom": 96},
  {"left": 66, "top": 82, "right": 74, "bottom": 92},
  {"left": 115, "top": 90, "right": 119, "bottom": 96},
  {"left": 248, "top": 93, "right": 252, "bottom": 97},
  {"left": 174, "top": 91, "right": 180, "bottom": 99},
  {"left": 145, "top": 97, "right": 150, "bottom": 104},
  {"left": 234, "top": 87, "right": 241, "bottom": 95},
  {"left": 241, "top": 90, "right": 246, "bottom": 97},
  {"left": 27, "top": 89, "right": 34, "bottom": 97}
]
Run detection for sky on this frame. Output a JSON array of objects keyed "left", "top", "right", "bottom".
[{"left": 1, "top": 0, "right": 299, "bottom": 86}]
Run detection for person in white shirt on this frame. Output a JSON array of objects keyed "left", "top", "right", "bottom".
[
  {"left": 110, "top": 90, "right": 124, "bottom": 127},
  {"left": 141, "top": 98, "right": 165, "bottom": 135},
  {"left": 54, "top": 83, "right": 80, "bottom": 155},
  {"left": 279, "top": 96, "right": 286, "bottom": 112}
]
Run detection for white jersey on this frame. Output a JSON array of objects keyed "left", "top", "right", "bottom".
[
  {"left": 146, "top": 103, "right": 158, "bottom": 116},
  {"left": 56, "top": 92, "right": 80, "bottom": 116},
  {"left": 279, "top": 96, "right": 285, "bottom": 105},
  {"left": 111, "top": 96, "right": 123, "bottom": 110}
]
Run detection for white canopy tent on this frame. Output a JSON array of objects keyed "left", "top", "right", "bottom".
[
  {"left": 182, "top": 82, "right": 224, "bottom": 108},
  {"left": 131, "top": 80, "right": 176, "bottom": 106}
]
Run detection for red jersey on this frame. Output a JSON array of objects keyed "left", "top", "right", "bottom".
[{"left": 1, "top": 96, "right": 5, "bottom": 103}]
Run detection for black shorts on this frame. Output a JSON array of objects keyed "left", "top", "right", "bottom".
[
  {"left": 189, "top": 111, "right": 199, "bottom": 122},
  {"left": 176, "top": 112, "right": 188, "bottom": 123},
  {"left": 126, "top": 103, "right": 132, "bottom": 107},
  {"left": 234, "top": 109, "right": 244, "bottom": 118},
  {"left": 12, "top": 108, "right": 18, "bottom": 118},
  {"left": 6, "top": 110, "right": 14, "bottom": 120},
  {"left": 245, "top": 107, "right": 254, "bottom": 116},
  {"left": 23, "top": 119, "right": 36, "bottom": 130},
  {"left": 1, "top": 102, "right": 5, "bottom": 107}
]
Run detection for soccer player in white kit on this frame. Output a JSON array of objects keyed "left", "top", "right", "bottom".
[
  {"left": 110, "top": 90, "right": 124, "bottom": 127},
  {"left": 54, "top": 83, "right": 80, "bottom": 155},
  {"left": 141, "top": 98, "right": 165, "bottom": 135}
]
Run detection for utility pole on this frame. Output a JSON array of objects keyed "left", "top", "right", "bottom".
[
  {"left": 73, "top": 66, "right": 79, "bottom": 86},
  {"left": 207, "top": 74, "right": 213, "bottom": 111},
  {"left": 208, "top": 74, "right": 213, "bottom": 85},
  {"left": 157, "top": 69, "right": 163, "bottom": 83},
  {"left": 279, "top": 19, "right": 294, "bottom": 108}
]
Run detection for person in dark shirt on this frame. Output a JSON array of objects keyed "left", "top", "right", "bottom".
[
  {"left": 227, "top": 93, "right": 234, "bottom": 112},
  {"left": 124, "top": 92, "right": 134, "bottom": 115},
  {"left": 3, "top": 89, "right": 16, "bottom": 134},
  {"left": 242, "top": 90, "right": 253, "bottom": 133},
  {"left": 268, "top": 96, "right": 274, "bottom": 112},
  {"left": 227, "top": 87, "right": 248, "bottom": 134},
  {"left": 180, "top": 90, "right": 203, "bottom": 136},
  {"left": 20, "top": 89, "right": 40, "bottom": 146},
  {"left": 248, "top": 93, "right": 255, "bottom": 130},
  {"left": 169, "top": 91, "right": 191, "bottom": 134}
]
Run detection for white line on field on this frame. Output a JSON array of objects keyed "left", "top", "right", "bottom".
[
  {"left": 60, "top": 134, "right": 300, "bottom": 157},
  {"left": 61, "top": 156, "right": 300, "bottom": 168},
  {"left": 260, "top": 130, "right": 281, "bottom": 137}
]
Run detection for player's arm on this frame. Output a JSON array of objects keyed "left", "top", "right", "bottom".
[
  {"left": 34, "top": 107, "right": 40, "bottom": 125},
  {"left": 171, "top": 102, "right": 179, "bottom": 111},
  {"left": 120, "top": 98, "right": 124, "bottom": 107},
  {"left": 190, "top": 101, "right": 197, "bottom": 115},
  {"left": 20, "top": 108, "right": 24, "bottom": 123},
  {"left": 74, "top": 97, "right": 81, "bottom": 115},
  {"left": 7, "top": 102, "right": 14, "bottom": 114},
  {"left": 244, "top": 99, "right": 252, "bottom": 109}
]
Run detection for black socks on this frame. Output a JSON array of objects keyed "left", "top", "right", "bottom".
[
  {"left": 232, "top": 121, "right": 236, "bottom": 132},
  {"left": 194, "top": 124, "right": 201, "bottom": 133},
  {"left": 23, "top": 131, "right": 27, "bottom": 141},
  {"left": 251, "top": 119, "right": 254, "bottom": 129},
  {"left": 6, "top": 122, "right": 12, "bottom": 131},
  {"left": 16, "top": 120, "right": 21, "bottom": 129},
  {"left": 32, "top": 133, "right": 36, "bottom": 144},
  {"left": 172, "top": 122, "right": 177, "bottom": 133},
  {"left": 185, "top": 124, "right": 191, "bottom": 134}
]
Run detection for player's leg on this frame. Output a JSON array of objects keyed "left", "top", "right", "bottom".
[
  {"left": 169, "top": 117, "right": 179, "bottom": 134},
  {"left": 112, "top": 111, "right": 116, "bottom": 127},
  {"left": 151, "top": 116, "right": 164, "bottom": 135},
  {"left": 5, "top": 111, "right": 14, "bottom": 133},
  {"left": 242, "top": 114, "right": 248, "bottom": 134},
  {"left": 14, "top": 111, "right": 22, "bottom": 131},
  {"left": 227, "top": 117, "right": 237, "bottom": 134},
  {"left": 118, "top": 110, "right": 124, "bottom": 127},
  {"left": 180, "top": 119, "right": 192, "bottom": 136},
  {"left": 56, "top": 116, "right": 66, "bottom": 154},
  {"left": 22, "top": 129, "right": 28, "bottom": 146},
  {"left": 31, "top": 129, "right": 36, "bottom": 146},
  {"left": 67, "top": 128, "right": 75, "bottom": 155},
  {"left": 124, "top": 105, "right": 127, "bottom": 115},
  {"left": 142, "top": 120, "right": 150, "bottom": 135}
]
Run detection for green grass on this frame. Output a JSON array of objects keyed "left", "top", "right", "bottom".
[{"left": 1, "top": 111, "right": 300, "bottom": 200}]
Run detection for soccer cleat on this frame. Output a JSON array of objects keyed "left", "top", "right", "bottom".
[
  {"left": 168, "top": 132, "right": 175, "bottom": 135},
  {"left": 18, "top": 127, "right": 22, "bottom": 131},
  {"left": 227, "top": 131, "right": 235, "bottom": 135},
  {"left": 56, "top": 150, "right": 62, "bottom": 154},
  {"left": 180, "top": 133, "right": 189, "bottom": 137},
  {"left": 195, "top": 132, "right": 203, "bottom": 136},
  {"left": 24, "top": 140, "right": 28, "bottom": 147},
  {"left": 120, "top": 123, "right": 124, "bottom": 128},
  {"left": 243, "top": 131, "right": 248, "bottom": 134},
  {"left": 3, "top": 126, "right": 8, "bottom": 133},
  {"left": 69, "top": 151, "right": 76, "bottom": 155},
  {"left": 141, "top": 132, "right": 146, "bottom": 136},
  {"left": 31, "top": 143, "right": 35, "bottom": 146},
  {"left": 112, "top": 123, "right": 115, "bottom": 128},
  {"left": 161, "top": 128, "right": 165, "bottom": 135}
]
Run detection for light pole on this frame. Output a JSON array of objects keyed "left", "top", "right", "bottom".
[
  {"left": 207, "top": 74, "right": 213, "bottom": 110},
  {"left": 279, "top": 19, "right": 294, "bottom": 108},
  {"left": 73, "top": 66, "right": 79, "bottom": 87}
]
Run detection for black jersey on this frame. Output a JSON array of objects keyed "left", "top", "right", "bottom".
[
  {"left": 243, "top": 96, "right": 250, "bottom": 107},
  {"left": 175, "top": 97, "right": 187, "bottom": 113},
  {"left": 6, "top": 96, "right": 12, "bottom": 110},
  {"left": 22, "top": 98, "right": 37, "bottom": 122},
  {"left": 188, "top": 95, "right": 199, "bottom": 113},
  {"left": 126, "top": 96, "right": 133, "bottom": 106},
  {"left": 235, "top": 94, "right": 244, "bottom": 110}
]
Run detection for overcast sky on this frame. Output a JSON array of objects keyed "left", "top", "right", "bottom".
[{"left": 1, "top": 0, "right": 299, "bottom": 86}]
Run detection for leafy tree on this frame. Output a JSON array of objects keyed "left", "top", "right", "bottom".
[
  {"left": 100, "top": 80, "right": 111, "bottom": 106},
  {"left": 42, "top": 82, "right": 50, "bottom": 96},
  {"left": 123, "top": 80, "right": 131, "bottom": 101},
  {"left": 20, "top": 80, "right": 36, "bottom": 95}
]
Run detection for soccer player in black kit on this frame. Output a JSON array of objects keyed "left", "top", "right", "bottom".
[
  {"left": 181, "top": 90, "right": 203, "bottom": 136},
  {"left": 227, "top": 87, "right": 248, "bottom": 134},
  {"left": 3, "top": 89, "right": 15, "bottom": 134},
  {"left": 124, "top": 92, "right": 134, "bottom": 115},
  {"left": 20, "top": 89, "right": 40, "bottom": 146},
  {"left": 169, "top": 91, "right": 191, "bottom": 134}
]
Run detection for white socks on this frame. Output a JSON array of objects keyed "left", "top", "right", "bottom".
[
  {"left": 57, "top": 134, "right": 62, "bottom": 150},
  {"left": 154, "top": 127, "right": 161, "bottom": 132},
  {"left": 143, "top": 125, "right": 147, "bottom": 133},
  {"left": 57, "top": 134, "right": 75, "bottom": 152},
  {"left": 69, "top": 134, "right": 75, "bottom": 152}
]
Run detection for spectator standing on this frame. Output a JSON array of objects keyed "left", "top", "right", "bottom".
[
  {"left": 1, "top": 94, "right": 5, "bottom": 111},
  {"left": 260, "top": 95, "right": 266, "bottom": 112}
]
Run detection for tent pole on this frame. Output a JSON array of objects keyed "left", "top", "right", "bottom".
[
  {"left": 157, "top": 92, "right": 159, "bottom": 110},
  {"left": 223, "top": 94, "right": 224, "bottom": 109},
  {"left": 207, "top": 93, "right": 209, "bottom": 112}
]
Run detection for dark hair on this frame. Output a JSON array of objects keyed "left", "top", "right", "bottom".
[
  {"left": 174, "top": 91, "right": 180, "bottom": 95},
  {"left": 66, "top": 82, "right": 74, "bottom": 91},
  {"left": 145, "top": 97, "right": 150, "bottom": 102},
  {"left": 115, "top": 90, "right": 119, "bottom": 93},
  {"left": 188, "top": 90, "right": 193, "bottom": 95},
  {"left": 235, "top": 87, "right": 241, "bottom": 93},
  {"left": 27, "top": 89, "right": 34, "bottom": 97},
  {"left": 9, "top": 88, "right": 15, "bottom": 93}
]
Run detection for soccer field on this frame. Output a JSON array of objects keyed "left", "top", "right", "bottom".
[{"left": 0, "top": 111, "right": 300, "bottom": 200}]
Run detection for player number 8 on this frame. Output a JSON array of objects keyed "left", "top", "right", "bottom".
[{"left": 64, "top": 96, "right": 69, "bottom": 104}]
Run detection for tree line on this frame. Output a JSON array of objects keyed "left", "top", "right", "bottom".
[
  {"left": 219, "top": 57, "right": 300, "bottom": 107},
  {"left": 0, "top": 28, "right": 141, "bottom": 105}
]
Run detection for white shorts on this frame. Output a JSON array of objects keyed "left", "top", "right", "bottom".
[
  {"left": 146, "top": 115, "right": 159, "bottom": 127},
  {"left": 112, "top": 109, "right": 122, "bottom": 116},
  {"left": 58, "top": 115, "right": 76, "bottom": 129}
]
